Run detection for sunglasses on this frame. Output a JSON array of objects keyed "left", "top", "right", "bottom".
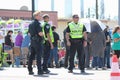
[{"left": 74, "top": 17, "right": 79, "bottom": 18}]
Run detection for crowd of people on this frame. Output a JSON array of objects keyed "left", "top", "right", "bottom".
[{"left": 0, "top": 11, "right": 120, "bottom": 75}]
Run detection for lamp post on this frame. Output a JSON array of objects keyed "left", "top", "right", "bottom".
[
  {"left": 96, "top": 0, "right": 98, "bottom": 19},
  {"left": 32, "top": 0, "right": 35, "bottom": 20}
]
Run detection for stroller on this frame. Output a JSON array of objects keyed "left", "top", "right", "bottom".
[{"left": 0, "top": 44, "right": 8, "bottom": 68}]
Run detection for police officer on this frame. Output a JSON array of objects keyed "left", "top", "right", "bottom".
[
  {"left": 66, "top": 14, "right": 87, "bottom": 73},
  {"left": 28, "top": 11, "right": 44, "bottom": 75},
  {"left": 42, "top": 14, "right": 54, "bottom": 73}
]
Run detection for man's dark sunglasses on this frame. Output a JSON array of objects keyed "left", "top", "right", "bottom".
[{"left": 74, "top": 17, "right": 79, "bottom": 18}]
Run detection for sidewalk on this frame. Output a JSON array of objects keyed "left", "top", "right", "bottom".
[{"left": 0, "top": 67, "right": 110, "bottom": 80}]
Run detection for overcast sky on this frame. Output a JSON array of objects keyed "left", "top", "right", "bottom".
[{"left": 0, "top": 0, "right": 118, "bottom": 19}]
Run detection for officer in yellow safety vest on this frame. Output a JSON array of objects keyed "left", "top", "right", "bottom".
[
  {"left": 66, "top": 14, "right": 87, "bottom": 74},
  {"left": 42, "top": 14, "right": 54, "bottom": 74}
]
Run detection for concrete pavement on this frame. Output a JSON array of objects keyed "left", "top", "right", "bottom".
[{"left": 0, "top": 67, "right": 111, "bottom": 80}]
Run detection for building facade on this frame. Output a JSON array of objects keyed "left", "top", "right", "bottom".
[{"left": 0, "top": 9, "right": 58, "bottom": 27}]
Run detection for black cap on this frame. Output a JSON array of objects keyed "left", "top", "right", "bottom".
[
  {"left": 72, "top": 14, "right": 79, "bottom": 18},
  {"left": 52, "top": 26, "right": 56, "bottom": 31}
]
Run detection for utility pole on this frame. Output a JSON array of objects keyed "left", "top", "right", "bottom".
[
  {"left": 80, "top": 0, "right": 84, "bottom": 18},
  {"left": 118, "top": 0, "right": 120, "bottom": 25},
  {"left": 100, "top": 0, "right": 104, "bottom": 19},
  {"left": 35, "top": 0, "right": 38, "bottom": 11},
  {"left": 65, "top": 0, "right": 72, "bottom": 18},
  {"left": 51, "top": 0, "right": 54, "bottom": 11},
  {"left": 88, "top": 8, "right": 90, "bottom": 18},
  {"left": 96, "top": 0, "right": 98, "bottom": 19},
  {"left": 32, "top": 0, "right": 35, "bottom": 20}
]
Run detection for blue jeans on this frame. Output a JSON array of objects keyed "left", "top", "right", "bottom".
[
  {"left": 104, "top": 46, "right": 111, "bottom": 67},
  {"left": 48, "top": 47, "right": 58, "bottom": 65},
  {"left": 4, "top": 45, "right": 12, "bottom": 50},
  {"left": 15, "top": 56, "right": 20, "bottom": 67},
  {"left": 92, "top": 57, "right": 104, "bottom": 68}
]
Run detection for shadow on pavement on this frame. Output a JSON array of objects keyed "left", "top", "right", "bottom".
[
  {"left": 0, "top": 67, "right": 6, "bottom": 71},
  {"left": 33, "top": 74, "right": 49, "bottom": 77},
  {"left": 73, "top": 72, "right": 94, "bottom": 75},
  {"left": 49, "top": 73, "right": 58, "bottom": 75}
]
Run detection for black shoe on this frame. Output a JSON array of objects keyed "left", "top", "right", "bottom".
[
  {"left": 68, "top": 70, "right": 73, "bottom": 73},
  {"left": 86, "top": 67, "right": 93, "bottom": 70},
  {"left": 56, "top": 64, "right": 60, "bottom": 68},
  {"left": 29, "top": 71, "right": 34, "bottom": 75},
  {"left": 64, "top": 66, "right": 68, "bottom": 69},
  {"left": 23, "top": 64, "right": 26, "bottom": 68},
  {"left": 81, "top": 70, "right": 85, "bottom": 74},
  {"left": 12, "top": 64, "right": 14, "bottom": 67},
  {"left": 107, "top": 66, "right": 111, "bottom": 68},
  {"left": 38, "top": 71, "right": 43, "bottom": 75},
  {"left": 43, "top": 69, "right": 50, "bottom": 74},
  {"left": 95, "top": 67, "right": 98, "bottom": 70},
  {"left": 48, "top": 64, "right": 51, "bottom": 68}
]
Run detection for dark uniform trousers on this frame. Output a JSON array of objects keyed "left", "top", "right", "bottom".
[
  {"left": 64, "top": 45, "right": 70, "bottom": 67},
  {"left": 28, "top": 41, "right": 43, "bottom": 73},
  {"left": 42, "top": 41, "right": 51, "bottom": 70},
  {"left": 68, "top": 40, "right": 85, "bottom": 71}
]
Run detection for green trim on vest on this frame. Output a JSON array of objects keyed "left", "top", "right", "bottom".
[
  {"left": 42, "top": 22, "right": 54, "bottom": 43},
  {"left": 69, "top": 22, "right": 84, "bottom": 39}
]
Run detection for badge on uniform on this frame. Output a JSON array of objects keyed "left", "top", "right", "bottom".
[
  {"left": 40, "top": 24, "right": 42, "bottom": 27},
  {"left": 46, "top": 25, "right": 50, "bottom": 29}
]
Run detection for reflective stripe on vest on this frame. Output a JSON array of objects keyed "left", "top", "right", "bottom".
[
  {"left": 69, "top": 22, "right": 84, "bottom": 38},
  {"left": 42, "top": 22, "right": 54, "bottom": 42}
]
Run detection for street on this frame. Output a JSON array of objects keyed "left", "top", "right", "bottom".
[{"left": 0, "top": 67, "right": 111, "bottom": 80}]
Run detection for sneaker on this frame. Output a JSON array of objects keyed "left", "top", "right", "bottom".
[
  {"left": 43, "top": 69, "right": 50, "bottom": 74},
  {"left": 12, "top": 64, "right": 14, "bottom": 67},
  {"left": 68, "top": 70, "right": 73, "bottom": 73},
  {"left": 102, "top": 67, "right": 107, "bottom": 70},
  {"left": 33, "top": 65, "right": 36, "bottom": 68},
  {"left": 29, "top": 71, "right": 34, "bottom": 75},
  {"left": 23, "top": 65, "right": 26, "bottom": 68}
]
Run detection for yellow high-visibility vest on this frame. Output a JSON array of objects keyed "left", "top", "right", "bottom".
[
  {"left": 69, "top": 22, "right": 84, "bottom": 38},
  {"left": 42, "top": 22, "right": 54, "bottom": 42}
]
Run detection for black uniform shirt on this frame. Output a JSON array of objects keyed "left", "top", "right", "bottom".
[
  {"left": 104, "top": 31, "right": 111, "bottom": 46},
  {"left": 66, "top": 23, "right": 86, "bottom": 40},
  {"left": 53, "top": 32, "right": 59, "bottom": 47},
  {"left": 28, "top": 19, "right": 43, "bottom": 45},
  {"left": 44, "top": 22, "right": 51, "bottom": 38},
  {"left": 28, "top": 19, "right": 42, "bottom": 36}
]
